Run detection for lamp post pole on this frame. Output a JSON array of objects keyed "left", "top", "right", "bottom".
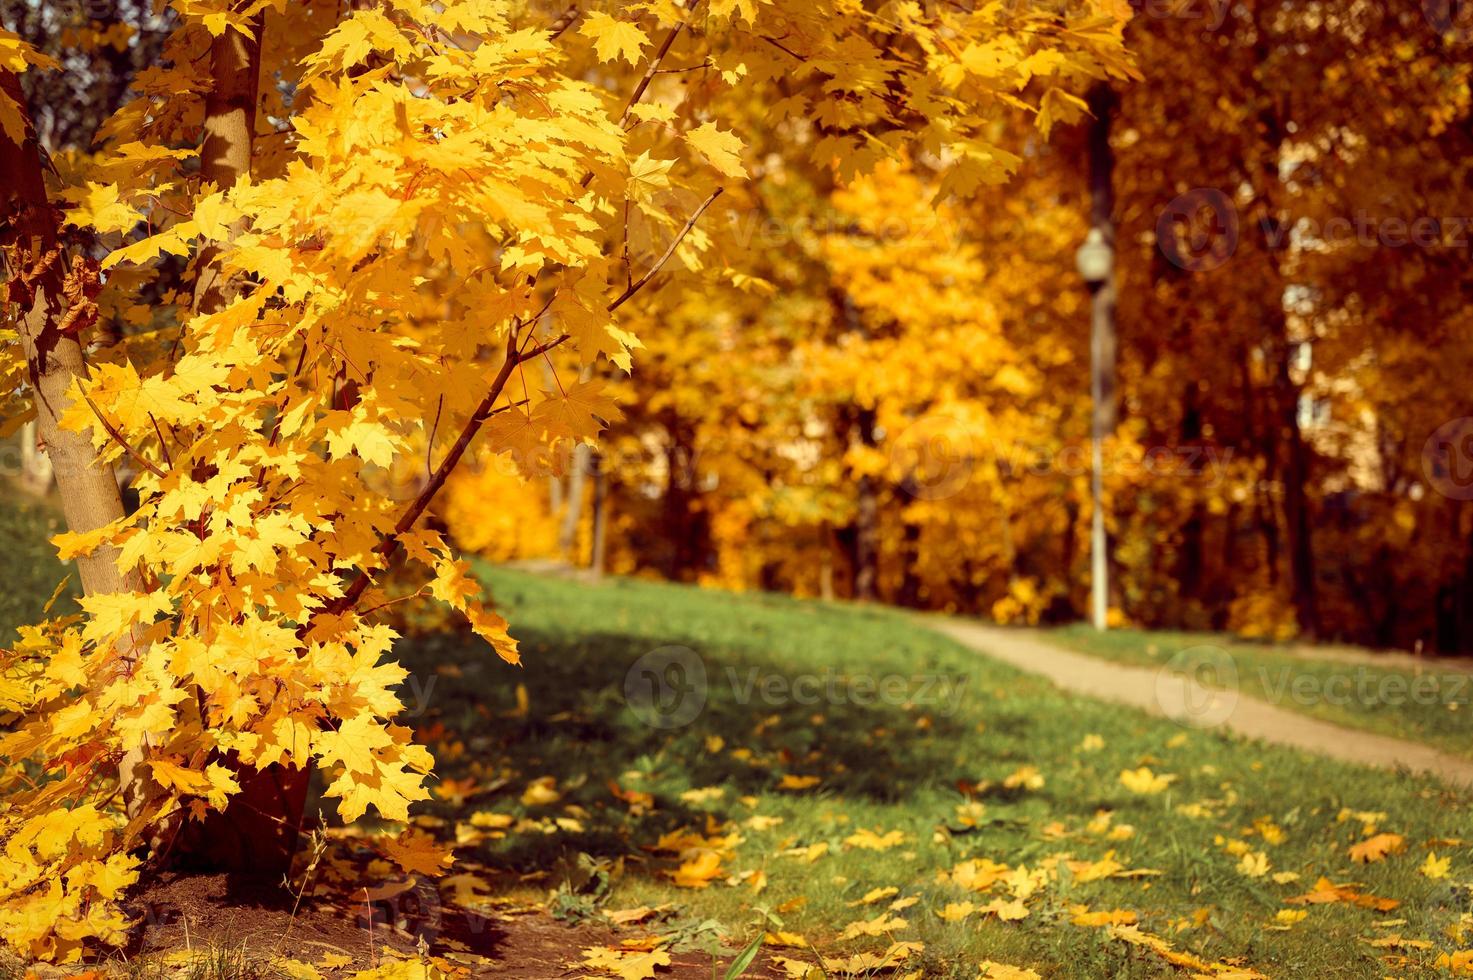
[{"left": 1080, "top": 84, "right": 1118, "bottom": 632}]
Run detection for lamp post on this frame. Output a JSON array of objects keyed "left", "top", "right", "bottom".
[{"left": 1076, "top": 227, "right": 1115, "bottom": 632}]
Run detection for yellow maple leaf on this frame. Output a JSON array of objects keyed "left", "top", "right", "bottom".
[
  {"left": 671, "top": 850, "right": 723, "bottom": 888},
  {"left": 977, "top": 962, "right": 1042, "bottom": 980},
  {"left": 685, "top": 122, "right": 746, "bottom": 180},
  {"left": 1349, "top": 832, "right": 1405, "bottom": 864},
  {"left": 579, "top": 12, "right": 648, "bottom": 66},
  {"left": 1419, "top": 851, "right": 1452, "bottom": 879},
  {"left": 1119, "top": 767, "right": 1176, "bottom": 795}
]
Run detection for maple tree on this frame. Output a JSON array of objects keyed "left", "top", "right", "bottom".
[{"left": 0, "top": 0, "right": 1131, "bottom": 960}]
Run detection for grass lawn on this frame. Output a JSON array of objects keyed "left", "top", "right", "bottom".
[
  {"left": 1040, "top": 625, "right": 1473, "bottom": 763},
  {"left": 0, "top": 489, "right": 79, "bottom": 642},
  {"left": 391, "top": 567, "right": 1473, "bottom": 979}
]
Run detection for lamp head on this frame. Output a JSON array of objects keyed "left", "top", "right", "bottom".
[{"left": 1075, "top": 227, "right": 1115, "bottom": 286}]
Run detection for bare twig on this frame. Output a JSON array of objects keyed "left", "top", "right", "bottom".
[
  {"left": 608, "top": 188, "right": 723, "bottom": 312},
  {"left": 79, "top": 389, "right": 166, "bottom": 479},
  {"left": 579, "top": 0, "right": 704, "bottom": 189},
  {"left": 548, "top": 4, "right": 580, "bottom": 39},
  {"left": 319, "top": 331, "right": 572, "bottom": 620},
  {"left": 617, "top": 0, "right": 702, "bottom": 128}
]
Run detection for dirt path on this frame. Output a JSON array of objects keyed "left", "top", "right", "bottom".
[{"left": 929, "top": 619, "right": 1473, "bottom": 791}]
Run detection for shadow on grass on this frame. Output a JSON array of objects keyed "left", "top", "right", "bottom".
[{"left": 395, "top": 613, "right": 1003, "bottom": 876}]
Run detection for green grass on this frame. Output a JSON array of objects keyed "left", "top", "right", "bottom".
[
  {"left": 0, "top": 489, "right": 79, "bottom": 642},
  {"left": 1039, "top": 624, "right": 1473, "bottom": 762},
  {"left": 397, "top": 568, "right": 1473, "bottom": 979}
]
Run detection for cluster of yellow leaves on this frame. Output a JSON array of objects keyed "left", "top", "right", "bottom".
[{"left": 0, "top": 0, "right": 1132, "bottom": 962}]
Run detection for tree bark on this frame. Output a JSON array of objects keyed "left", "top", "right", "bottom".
[
  {"left": 2, "top": 71, "right": 158, "bottom": 839},
  {"left": 1085, "top": 82, "right": 1117, "bottom": 631},
  {"left": 2, "top": 73, "right": 139, "bottom": 600},
  {"left": 192, "top": 16, "right": 263, "bottom": 313},
  {"left": 590, "top": 452, "right": 608, "bottom": 579}
]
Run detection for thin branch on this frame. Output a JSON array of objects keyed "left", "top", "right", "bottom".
[
  {"left": 424, "top": 394, "right": 443, "bottom": 478},
  {"left": 759, "top": 34, "right": 806, "bottom": 61},
  {"left": 149, "top": 413, "right": 174, "bottom": 469},
  {"left": 548, "top": 4, "right": 580, "bottom": 39},
  {"left": 617, "top": 0, "right": 702, "bottom": 128},
  {"left": 579, "top": 0, "right": 703, "bottom": 189},
  {"left": 607, "top": 187, "right": 723, "bottom": 313},
  {"left": 80, "top": 389, "right": 166, "bottom": 479},
  {"left": 319, "top": 331, "right": 572, "bottom": 621}
]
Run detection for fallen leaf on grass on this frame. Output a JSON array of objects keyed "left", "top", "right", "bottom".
[
  {"left": 1003, "top": 765, "right": 1045, "bottom": 790},
  {"left": 1271, "top": 909, "right": 1307, "bottom": 929},
  {"left": 779, "top": 774, "right": 821, "bottom": 790},
  {"left": 849, "top": 886, "right": 900, "bottom": 907},
  {"left": 520, "top": 776, "right": 560, "bottom": 806},
  {"left": 939, "top": 902, "right": 976, "bottom": 922},
  {"left": 1071, "top": 908, "right": 1138, "bottom": 927},
  {"left": 1349, "top": 833, "right": 1405, "bottom": 864},
  {"left": 1419, "top": 851, "right": 1452, "bottom": 879},
  {"left": 1236, "top": 851, "right": 1270, "bottom": 878},
  {"left": 1106, "top": 925, "right": 1266, "bottom": 978},
  {"left": 765, "top": 931, "right": 810, "bottom": 948},
  {"left": 1285, "top": 877, "right": 1400, "bottom": 912},
  {"left": 844, "top": 828, "right": 908, "bottom": 851},
  {"left": 671, "top": 850, "right": 724, "bottom": 888},
  {"left": 1436, "top": 950, "right": 1473, "bottom": 974},
  {"left": 782, "top": 842, "right": 829, "bottom": 863},
  {"left": 977, "top": 962, "right": 1042, "bottom": 980},
  {"left": 580, "top": 945, "right": 672, "bottom": 980},
  {"left": 1120, "top": 767, "right": 1177, "bottom": 795},
  {"left": 981, "top": 898, "right": 1030, "bottom": 921},
  {"left": 839, "top": 912, "right": 909, "bottom": 940},
  {"left": 1366, "top": 935, "right": 1432, "bottom": 950}
]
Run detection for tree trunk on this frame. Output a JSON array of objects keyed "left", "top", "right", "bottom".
[
  {"left": 559, "top": 442, "right": 590, "bottom": 561},
  {"left": 192, "top": 17, "right": 263, "bottom": 312},
  {"left": 1085, "top": 82, "right": 1118, "bottom": 631},
  {"left": 2, "top": 71, "right": 157, "bottom": 832},
  {"left": 590, "top": 452, "right": 608, "bottom": 579},
  {"left": 852, "top": 415, "right": 879, "bottom": 602}
]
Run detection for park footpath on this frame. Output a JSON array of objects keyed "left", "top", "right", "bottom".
[{"left": 930, "top": 619, "right": 1473, "bottom": 791}]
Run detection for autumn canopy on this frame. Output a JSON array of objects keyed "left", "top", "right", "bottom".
[{"left": 0, "top": 0, "right": 1132, "bottom": 959}]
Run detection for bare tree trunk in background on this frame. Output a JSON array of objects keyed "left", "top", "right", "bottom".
[
  {"left": 559, "top": 442, "right": 590, "bottom": 561},
  {"left": 831, "top": 290, "right": 879, "bottom": 601},
  {"left": 1249, "top": 36, "right": 1318, "bottom": 638},
  {"left": 590, "top": 452, "right": 608, "bottom": 579},
  {"left": 852, "top": 415, "right": 879, "bottom": 602},
  {"left": 1085, "top": 82, "right": 1118, "bottom": 631}
]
